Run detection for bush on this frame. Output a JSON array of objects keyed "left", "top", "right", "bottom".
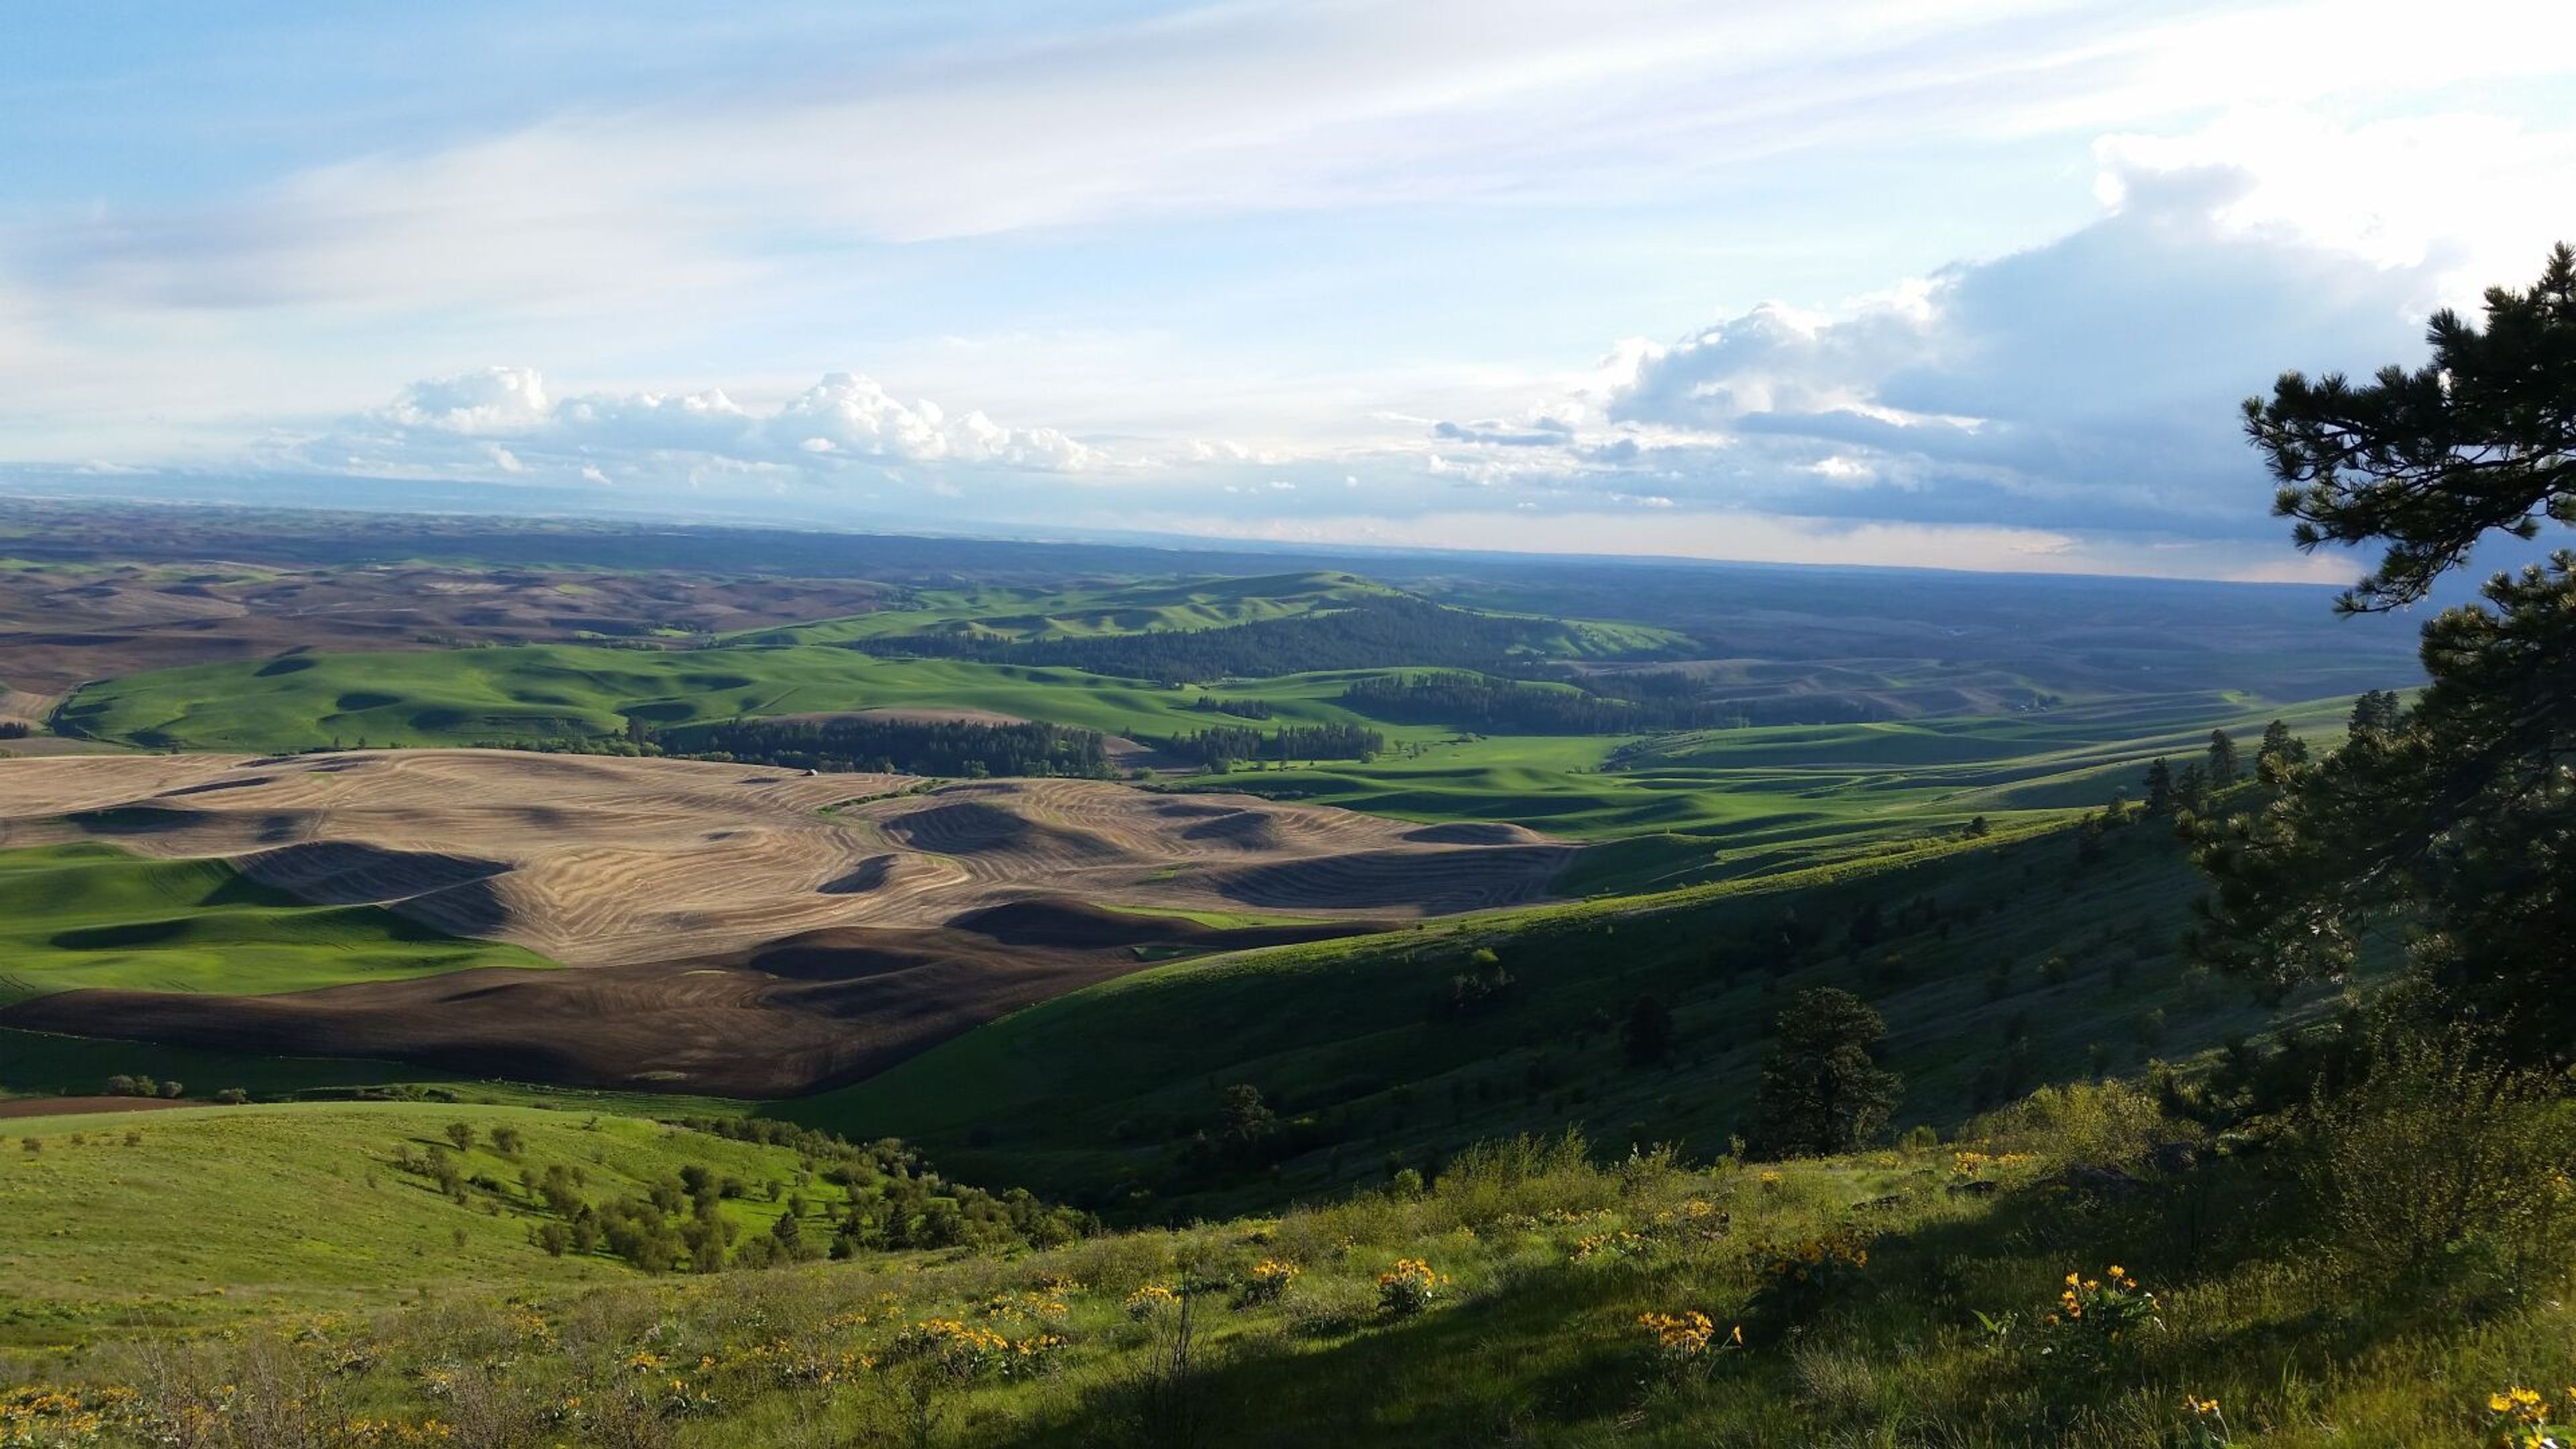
[
  {"left": 1969, "top": 1079, "right": 2184, "bottom": 1167},
  {"left": 2297, "top": 1029, "right": 2574, "bottom": 1291},
  {"left": 1426, "top": 1130, "right": 1608, "bottom": 1228},
  {"left": 214, "top": 1088, "right": 250, "bottom": 1106}
]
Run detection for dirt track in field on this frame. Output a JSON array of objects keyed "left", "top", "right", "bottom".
[{"left": 0, "top": 751, "right": 1571, "bottom": 1094}]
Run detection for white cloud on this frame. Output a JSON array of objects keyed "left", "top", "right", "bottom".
[
  {"left": 292, "top": 366, "right": 1102, "bottom": 488},
  {"left": 1410, "top": 105, "right": 2568, "bottom": 540},
  {"left": 384, "top": 367, "right": 551, "bottom": 433}
]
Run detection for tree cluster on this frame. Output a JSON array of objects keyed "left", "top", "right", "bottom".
[
  {"left": 662, "top": 715, "right": 1115, "bottom": 778},
  {"left": 1146, "top": 721, "right": 1383, "bottom": 770},
  {"left": 847, "top": 596, "right": 1571, "bottom": 684}
]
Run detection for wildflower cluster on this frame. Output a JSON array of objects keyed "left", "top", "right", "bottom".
[
  {"left": 1950, "top": 1149, "right": 2033, "bottom": 1179},
  {"left": 1239, "top": 1259, "right": 1299, "bottom": 1306},
  {"left": 338, "top": 1417, "right": 459, "bottom": 1444},
  {"left": 1571, "top": 1230, "right": 1645, "bottom": 1263},
  {"left": 721, "top": 1338, "right": 875, "bottom": 1389},
  {"left": 1376, "top": 1258, "right": 1448, "bottom": 1317},
  {"left": 1124, "top": 1284, "right": 1180, "bottom": 1319},
  {"left": 1652, "top": 1199, "right": 1730, "bottom": 1242},
  {"left": 2040, "top": 1264, "right": 2160, "bottom": 1364},
  {"left": 976, "top": 1290, "right": 1069, "bottom": 1324},
  {"left": 1754, "top": 1227, "right": 1872, "bottom": 1281},
  {"left": 1747, "top": 1227, "right": 1873, "bottom": 1324},
  {"left": 1635, "top": 1311, "right": 1743, "bottom": 1372},
  {"left": 2485, "top": 1385, "right": 2576, "bottom": 1448},
  {"left": 2, "top": 1385, "right": 133, "bottom": 1447},
  {"left": 2180, "top": 1394, "right": 2239, "bottom": 1448},
  {"left": 891, "top": 1319, "right": 1064, "bottom": 1381}
]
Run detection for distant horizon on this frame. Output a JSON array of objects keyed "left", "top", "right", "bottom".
[{"left": 0, "top": 470, "right": 2482, "bottom": 601}]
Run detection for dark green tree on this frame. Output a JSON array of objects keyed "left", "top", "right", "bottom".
[
  {"left": 2348, "top": 688, "right": 2406, "bottom": 738},
  {"left": 2206, "top": 729, "right": 2239, "bottom": 786},
  {"left": 1746, "top": 987, "right": 1902, "bottom": 1158},
  {"left": 2175, "top": 761, "right": 2211, "bottom": 816},
  {"left": 2142, "top": 757, "right": 2177, "bottom": 815},
  {"left": 1216, "top": 1083, "right": 1277, "bottom": 1165},
  {"left": 1620, "top": 994, "right": 1674, "bottom": 1066},
  {"left": 2256, "top": 719, "right": 2310, "bottom": 775},
  {"left": 2196, "top": 245, "right": 2576, "bottom": 1058}
]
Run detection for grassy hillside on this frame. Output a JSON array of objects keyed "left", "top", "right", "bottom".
[
  {"left": 785, "top": 810, "right": 2343, "bottom": 1220},
  {"left": 736, "top": 570, "right": 1411, "bottom": 645},
  {"left": 0, "top": 1102, "right": 827, "bottom": 1339},
  {"left": 0, "top": 843, "right": 550, "bottom": 1007},
  {"left": 1, "top": 1090, "right": 2559, "bottom": 1446}
]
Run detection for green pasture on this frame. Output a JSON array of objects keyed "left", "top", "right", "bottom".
[
  {"left": 735, "top": 569, "right": 1405, "bottom": 645},
  {"left": 0, "top": 1102, "right": 830, "bottom": 1334},
  {"left": 0, "top": 843, "right": 551, "bottom": 1007}
]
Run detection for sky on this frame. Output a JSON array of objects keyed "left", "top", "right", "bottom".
[{"left": 3, "top": 0, "right": 2572, "bottom": 580}]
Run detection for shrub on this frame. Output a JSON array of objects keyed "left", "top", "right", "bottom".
[
  {"left": 214, "top": 1088, "right": 249, "bottom": 1106},
  {"left": 1428, "top": 1130, "right": 1609, "bottom": 1227},
  {"left": 1970, "top": 1079, "right": 2182, "bottom": 1166},
  {"left": 2297, "top": 1028, "right": 2574, "bottom": 1290}
]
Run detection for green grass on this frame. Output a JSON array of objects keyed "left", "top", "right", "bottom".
[
  {"left": 0, "top": 1102, "right": 837, "bottom": 1338},
  {"left": 0, "top": 843, "right": 552, "bottom": 1007},
  {"left": 1, "top": 1095, "right": 2561, "bottom": 1446},
  {"left": 735, "top": 569, "right": 1407, "bottom": 645}
]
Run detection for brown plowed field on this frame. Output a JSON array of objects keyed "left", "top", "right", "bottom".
[
  {"left": 0, "top": 751, "right": 1572, "bottom": 1093},
  {"left": 0, "top": 563, "right": 896, "bottom": 694}
]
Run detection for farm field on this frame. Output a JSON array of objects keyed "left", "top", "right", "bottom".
[
  {"left": 48, "top": 634, "right": 2364, "bottom": 890},
  {"left": 0, "top": 751, "right": 1567, "bottom": 1095},
  {"left": 0, "top": 841, "right": 549, "bottom": 1006}
]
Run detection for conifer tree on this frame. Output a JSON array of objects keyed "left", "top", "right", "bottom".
[
  {"left": 2206, "top": 729, "right": 2239, "bottom": 786},
  {"left": 2195, "top": 246, "right": 2576, "bottom": 1057},
  {"left": 2142, "top": 757, "right": 2176, "bottom": 815},
  {"left": 1747, "top": 987, "right": 1901, "bottom": 1158}
]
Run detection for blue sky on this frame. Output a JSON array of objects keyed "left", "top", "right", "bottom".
[{"left": 4, "top": 1, "right": 2571, "bottom": 578}]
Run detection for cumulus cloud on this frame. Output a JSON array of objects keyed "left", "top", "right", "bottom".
[
  {"left": 1407, "top": 107, "right": 2560, "bottom": 541},
  {"left": 291, "top": 366, "right": 1101, "bottom": 488}
]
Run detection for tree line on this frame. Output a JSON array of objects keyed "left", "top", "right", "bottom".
[
  {"left": 843, "top": 596, "right": 1570, "bottom": 684},
  {"left": 1145, "top": 720, "right": 1385, "bottom": 771},
  {"left": 658, "top": 715, "right": 1118, "bottom": 778}
]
